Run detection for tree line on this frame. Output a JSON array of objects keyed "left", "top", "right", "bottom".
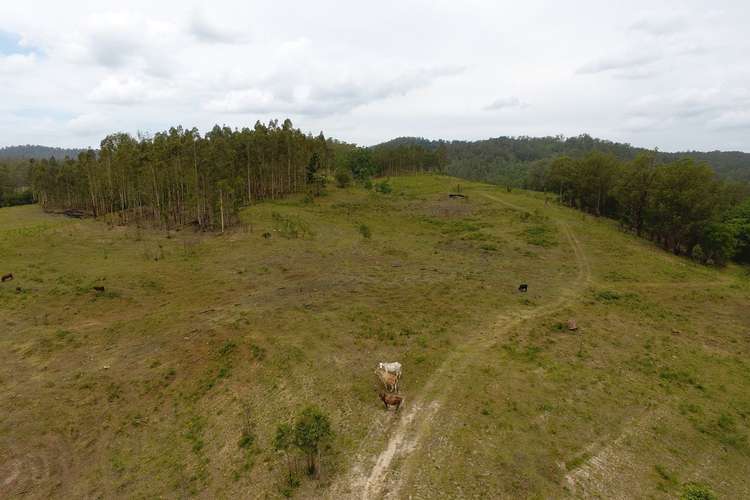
[
  {"left": 529, "top": 152, "right": 750, "bottom": 265},
  {"left": 375, "top": 134, "right": 750, "bottom": 184},
  {"left": 0, "top": 160, "right": 33, "bottom": 207},
  {"left": 0, "top": 145, "right": 85, "bottom": 161},
  {"left": 22, "top": 120, "right": 447, "bottom": 231},
  {"left": 12, "top": 127, "right": 750, "bottom": 265},
  {"left": 29, "top": 120, "right": 338, "bottom": 231}
]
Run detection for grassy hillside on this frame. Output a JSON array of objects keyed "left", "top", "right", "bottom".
[{"left": 1, "top": 175, "right": 748, "bottom": 498}]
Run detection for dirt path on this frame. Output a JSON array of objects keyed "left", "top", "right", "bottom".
[
  {"left": 328, "top": 192, "right": 592, "bottom": 499},
  {"left": 563, "top": 406, "right": 666, "bottom": 498}
]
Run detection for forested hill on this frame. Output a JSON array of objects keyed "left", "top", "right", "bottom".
[
  {"left": 371, "top": 135, "right": 750, "bottom": 184},
  {"left": 0, "top": 145, "right": 86, "bottom": 160}
]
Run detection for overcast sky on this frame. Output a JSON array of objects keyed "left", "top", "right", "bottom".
[{"left": 1, "top": 1, "right": 749, "bottom": 151}]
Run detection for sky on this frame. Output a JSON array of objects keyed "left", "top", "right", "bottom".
[{"left": 1, "top": 0, "right": 749, "bottom": 151}]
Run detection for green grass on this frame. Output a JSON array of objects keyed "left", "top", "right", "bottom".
[{"left": 0, "top": 174, "right": 748, "bottom": 498}]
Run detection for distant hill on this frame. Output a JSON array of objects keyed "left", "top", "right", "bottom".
[
  {"left": 0, "top": 145, "right": 87, "bottom": 160},
  {"left": 372, "top": 135, "right": 750, "bottom": 184}
]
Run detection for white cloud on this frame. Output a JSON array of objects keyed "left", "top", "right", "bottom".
[
  {"left": 708, "top": 110, "right": 750, "bottom": 130},
  {"left": 89, "top": 76, "right": 175, "bottom": 105},
  {"left": 67, "top": 113, "right": 107, "bottom": 136},
  {"left": 484, "top": 96, "right": 527, "bottom": 111},
  {"left": 205, "top": 89, "right": 275, "bottom": 113},
  {"left": 0, "top": 52, "right": 36, "bottom": 74},
  {"left": 205, "top": 65, "right": 464, "bottom": 116},
  {"left": 188, "top": 9, "right": 249, "bottom": 44},
  {"left": 0, "top": 0, "right": 748, "bottom": 151},
  {"left": 577, "top": 53, "right": 659, "bottom": 75},
  {"left": 629, "top": 15, "right": 687, "bottom": 37}
]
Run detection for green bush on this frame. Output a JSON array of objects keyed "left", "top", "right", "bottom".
[
  {"left": 681, "top": 483, "right": 716, "bottom": 500},
  {"left": 335, "top": 169, "right": 352, "bottom": 188},
  {"left": 358, "top": 224, "right": 371, "bottom": 239},
  {"left": 0, "top": 189, "right": 34, "bottom": 207},
  {"left": 691, "top": 244, "right": 705, "bottom": 263},
  {"left": 374, "top": 181, "right": 392, "bottom": 194},
  {"left": 272, "top": 212, "right": 314, "bottom": 239}
]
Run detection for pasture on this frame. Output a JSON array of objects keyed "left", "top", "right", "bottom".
[{"left": 0, "top": 175, "right": 748, "bottom": 498}]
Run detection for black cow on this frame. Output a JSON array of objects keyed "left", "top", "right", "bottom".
[
  {"left": 518, "top": 283, "right": 528, "bottom": 293},
  {"left": 1, "top": 273, "right": 13, "bottom": 282},
  {"left": 93, "top": 286, "right": 105, "bottom": 292}
]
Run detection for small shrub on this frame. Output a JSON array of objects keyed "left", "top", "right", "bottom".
[
  {"left": 335, "top": 169, "right": 352, "bottom": 188},
  {"left": 106, "top": 383, "right": 122, "bottom": 402},
  {"left": 681, "top": 483, "right": 716, "bottom": 500},
  {"left": 238, "top": 428, "right": 255, "bottom": 449},
  {"left": 272, "top": 212, "right": 314, "bottom": 239},
  {"left": 274, "top": 422, "right": 296, "bottom": 487},
  {"left": 358, "top": 224, "right": 371, "bottom": 239},
  {"left": 218, "top": 341, "right": 237, "bottom": 357},
  {"left": 185, "top": 415, "right": 206, "bottom": 454},
  {"left": 595, "top": 290, "right": 621, "bottom": 303},
  {"left": 691, "top": 244, "right": 705, "bottom": 263},
  {"left": 374, "top": 181, "right": 392, "bottom": 194},
  {"left": 249, "top": 343, "right": 266, "bottom": 361},
  {"left": 363, "top": 178, "right": 373, "bottom": 190}
]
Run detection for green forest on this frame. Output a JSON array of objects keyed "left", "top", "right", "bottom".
[
  {"left": 374, "top": 134, "right": 750, "bottom": 184},
  {"left": 2, "top": 126, "right": 749, "bottom": 265},
  {"left": 26, "top": 120, "right": 345, "bottom": 231}
]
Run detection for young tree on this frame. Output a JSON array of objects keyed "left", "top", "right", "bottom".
[
  {"left": 347, "top": 148, "right": 376, "bottom": 181},
  {"left": 293, "top": 406, "right": 332, "bottom": 479},
  {"left": 698, "top": 222, "right": 737, "bottom": 265},
  {"left": 274, "top": 423, "right": 296, "bottom": 487},
  {"left": 726, "top": 198, "right": 750, "bottom": 263},
  {"left": 615, "top": 153, "right": 657, "bottom": 236}
]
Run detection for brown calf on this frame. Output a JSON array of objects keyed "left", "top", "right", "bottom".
[
  {"left": 1, "top": 273, "right": 13, "bottom": 282},
  {"left": 379, "top": 392, "right": 404, "bottom": 411}
]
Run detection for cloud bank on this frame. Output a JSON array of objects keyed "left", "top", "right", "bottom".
[{"left": 0, "top": 0, "right": 748, "bottom": 151}]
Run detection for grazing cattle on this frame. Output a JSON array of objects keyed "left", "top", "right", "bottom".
[
  {"left": 518, "top": 283, "right": 528, "bottom": 293},
  {"left": 378, "top": 361, "right": 402, "bottom": 378},
  {"left": 1, "top": 273, "right": 13, "bottom": 282},
  {"left": 379, "top": 392, "right": 404, "bottom": 411},
  {"left": 374, "top": 368, "right": 399, "bottom": 393},
  {"left": 262, "top": 232, "right": 272, "bottom": 239},
  {"left": 93, "top": 286, "right": 105, "bottom": 293}
]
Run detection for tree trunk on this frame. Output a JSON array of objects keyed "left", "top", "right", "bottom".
[{"left": 219, "top": 187, "right": 225, "bottom": 233}]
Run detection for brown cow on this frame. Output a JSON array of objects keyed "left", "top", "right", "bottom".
[
  {"left": 1, "top": 273, "right": 13, "bottom": 282},
  {"left": 374, "top": 368, "right": 399, "bottom": 393},
  {"left": 93, "top": 286, "right": 105, "bottom": 293},
  {"left": 379, "top": 392, "right": 404, "bottom": 411}
]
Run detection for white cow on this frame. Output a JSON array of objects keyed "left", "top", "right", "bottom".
[{"left": 378, "top": 362, "right": 402, "bottom": 378}]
